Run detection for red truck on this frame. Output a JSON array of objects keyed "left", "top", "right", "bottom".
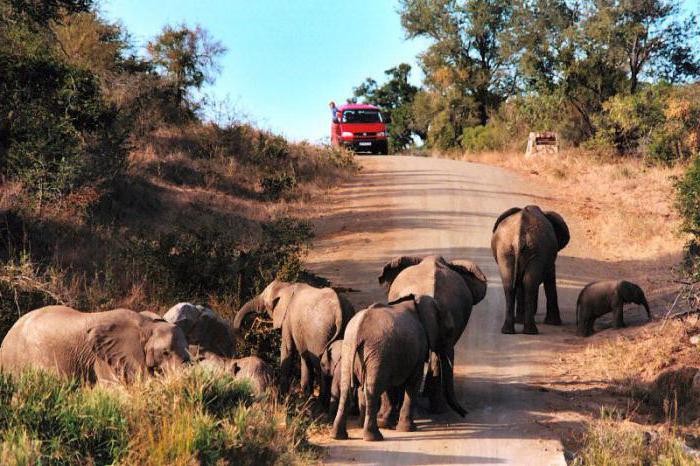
[{"left": 331, "top": 104, "right": 388, "bottom": 155}]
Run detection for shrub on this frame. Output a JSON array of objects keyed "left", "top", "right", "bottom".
[
  {"left": 260, "top": 171, "right": 298, "bottom": 199},
  {"left": 461, "top": 125, "right": 504, "bottom": 152},
  {"left": 428, "top": 110, "right": 458, "bottom": 150}
]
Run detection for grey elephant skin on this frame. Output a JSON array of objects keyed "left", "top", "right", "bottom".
[
  {"left": 576, "top": 280, "right": 651, "bottom": 337},
  {"left": 332, "top": 295, "right": 464, "bottom": 442},
  {"left": 491, "top": 205, "right": 570, "bottom": 335},
  {"left": 233, "top": 279, "right": 355, "bottom": 404},
  {"left": 0, "top": 306, "right": 190, "bottom": 383},
  {"left": 163, "top": 303, "right": 235, "bottom": 358},
  {"left": 378, "top": 255, "right": 487, "bottom": 413},
  {"left": 201, "top": 355, "right": 274, "bottom": 395},
  {"left": 321, "top": 340, "right": 343, "bottom": 417}
]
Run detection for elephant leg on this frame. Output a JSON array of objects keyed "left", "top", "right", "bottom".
[
  {"left": 300, "top": 354, "right": 314, "bottom": 397},
  {"left": 543, "top": 263, "right": 562, "bottom": 325},
  {"left": 279, "top": 326, "right": 296, "bottom": 395},
  {"left": 397, "top": 364, "right": 423, "bottom": 432},
  {"left": 614, "top": 303, "right": 626, "bottom": 328},
  {"left": 421, "top": 361, "right": 434, "bottom": 398},
  {"left": 377, "top": 391, "right": 396, "bottom": 429},
  {"left": 320, "top": 374, "right": 332, "bottom": 410},
  {"left": 428, "top": 351, "right": 448, "bottom": 414},
  {"left": 331, "top": 380, "right": 351, "bottom": 440},
  {"left": 362, "top": 383, "right": 384, "bottom": 442},
  {"left": 522, "top": 273, "right": 540, "bottom": 335},
  {"left": 515, "top": 286, "right": 526, "bottom": 324},
  {"left": 501, "top": 268, "right": 517, "bottom": 334},
  {"left": 357, "top": 386, "right": 366, "bottom": 426}
]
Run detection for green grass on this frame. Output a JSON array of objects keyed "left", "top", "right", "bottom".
[
  {"left": 573, "top": 408, "right": 697, "bottom": 466},
  {"left": 0, "top": 367, "right": 318, "bottom": 465}
]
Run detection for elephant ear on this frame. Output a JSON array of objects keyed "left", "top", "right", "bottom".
[
  {"left": 493, "top": 207, "right": 522, "bottom": 233},
  {"left": 271, "top": 286, "right": 296, "bottom": 329},
  {"left": 543, "top": 211, "right": 570, "bottom": 251},
  {"left": 192, "top": 308, "right": 235, "bottom": 357},
  {"left": 447, "top": 260, "right": 488, "bottom": 305},
  {"left": 163, "top": 303, "right": 200, "bottom": 335},
  {"left": 88, "top": 322, "right": 147, "bottom": 383},
  {"left": 378, "top": 256, "right": 423, "bottom": 288}
]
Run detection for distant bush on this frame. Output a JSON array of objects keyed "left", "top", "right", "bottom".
[{"left": 461, "top": 125, "right": 504, "bottom": 152}]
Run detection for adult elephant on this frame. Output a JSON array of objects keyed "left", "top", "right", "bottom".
[
  {"left": 163, "top": 303, "right": 235, "bottom": 358},
  {"left": 0, "top": 306, "right": 190, "bottom": 383},
  {"left": 378, "top": 255, "right": 487, "bottom": 414},
  {"left": 232, "top": 279, "right": 355, "bottom": 403},
  {"left": 491, "top": 205, "right": 570, "bottom": 335},
  {"left": 331, "top": 295, "right": 465, "bottom": 442}
]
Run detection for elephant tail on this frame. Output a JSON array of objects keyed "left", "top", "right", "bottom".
[
  {"left": 320, "top": 293, "right": 354, "bottom": 358},
  {"left": 348, "top": 310, "right": 369, "bottom": 390}
]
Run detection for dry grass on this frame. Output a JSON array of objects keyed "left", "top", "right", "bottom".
[{"left": 431, "top": 148, "right": 687, "bottom": 261}]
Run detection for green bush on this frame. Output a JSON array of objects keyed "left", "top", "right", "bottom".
[
  {"left": 260, "top": 171, "right": 298, "bottom": 199},
  {"left": 461, "top": 125, "right": 503, "bottom": 152},
  {"left": 428, "top": 110, "right": 458, "bottom": 150}
]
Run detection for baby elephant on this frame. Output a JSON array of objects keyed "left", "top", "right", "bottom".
[
  {"left": 321, "top": 340, "right": 343, "bottom": 417},
  {"left": 201, "top": 355, "right": 274, "bottom": 395},
  {"left": 577, "top": 280, "right": 651, "bottom": 337}
]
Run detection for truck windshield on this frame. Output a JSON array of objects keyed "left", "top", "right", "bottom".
[{"left": 342, "top": 110, "right": 382, "bottom": 124}]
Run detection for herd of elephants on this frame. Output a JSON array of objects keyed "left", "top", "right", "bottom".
[{"left": 0, "top": 205, "right": 653, "bottom": 442}]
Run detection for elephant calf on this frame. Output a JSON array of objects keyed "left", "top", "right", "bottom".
[
  {"left": 201, "top": 355, "right": 274, "bottom": 395},
  {"left": 576, "top": 280, "right": 651, "bottom": 337},
  {"left": 332, "top": 295, "right": 465, "bottom": 442},
  {"left": 321, "top": 340, "right": 343, "bottom": 417}
]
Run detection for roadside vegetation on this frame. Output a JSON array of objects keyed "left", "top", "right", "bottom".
[{"left": 0, "top": 0, "right": 355, "bottom": 462}]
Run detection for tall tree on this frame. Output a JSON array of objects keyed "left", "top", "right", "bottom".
[
  {"left": 353, "top": 63, "right": 421, "bottom": 150},
  {"left": 590, "top": 0, "right": 700, "bottom": 94},
  {"left": 400, "top": 0, "right": 515, "bottom": 127},
  {"left": 147, "top": 24, "right": 226, "bottom": 110}
]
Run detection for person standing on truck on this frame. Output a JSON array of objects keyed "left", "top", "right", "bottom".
[{"left": 329, "top": 101, "right": 339, "bottom": 123}]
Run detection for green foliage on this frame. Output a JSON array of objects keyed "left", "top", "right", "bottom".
[
  {"left": 147, "top": 24, "right": 226, "bottom": 111},
  {"left": 428, "top": 110, "right": 458, "bottom": 150},
  {"left": 0, "top": 370, "right": 129, "bottom": 464},
  {"left": 0, "top": 368, "right": 317, "bottom": 465},
  {"left": 461, "top": 125, "right": 503, "bottom": 152},
  {"left": 676, "top": 155, "right": 700, "bottom": 239}
]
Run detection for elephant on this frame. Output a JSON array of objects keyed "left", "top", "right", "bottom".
[
  {"left": 0, "top": 306, "right": 190, "bottom": 384},
  {"left": 491, "top": 205, "right": 570, "bottom": 335},
  {"left": 163, "top": 303, "right": 235, "bottom": 358},
  {"left": 320, "top": 340, "right": 343, "bottom": 417},
  {"left": 232, "top": 279, "right": 355, "bottom": 405},
  {"left": 576, "top": 280, "right": 651, "bottom": 337},
  {"left": 378, "top": 255, "right": 487, "bottom": 413},
  {"left": 331, "top": 294, "right": 465, "bottom": 442},
  {"left": 201, "top": 355, "right": 275, "bottom": 395}
]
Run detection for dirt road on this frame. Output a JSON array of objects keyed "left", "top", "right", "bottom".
[{"left": 306, "top": 155, "right": 597, "bottom": 465}]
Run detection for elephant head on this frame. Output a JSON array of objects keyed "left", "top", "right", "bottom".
[
  {"left": 163, "top": 303, "right": 235, "bottom": 357},
  {"left": 88, "top": 317, "right": 190, "bottom": 382},
  {"left": 396, "top": 294, "right": 466, "bottom": 417},
  {"left": 619, "top": 281, "right": 651, "bottom": 319},
  {"left": 233, "top": 280, "right": 295, "bottom": 332}
]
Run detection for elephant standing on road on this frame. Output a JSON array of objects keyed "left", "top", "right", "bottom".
[
  {"left": 331, "top": 295, "right": 465, "bottom": 442},
  {"left": 0, "top": 306, "right": 190, "bottom": 383},
  {"left": 232, "top": 280, "right": 355, "bottom": 405},
  {"left": 378, "top": 255, "right": 487, "bottom": 414},
  {"left": 491, "top": 205, "right": 570, "bottom": 335},
  {"left": 576, "top": 280, "right": 651, "bottom": 337}
]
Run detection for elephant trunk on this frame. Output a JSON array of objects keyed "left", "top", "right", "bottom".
[
  {"left": 642, "top": 298, "right": 651, "bottom": 320},
  {"left": 233, "top": 296, "right": 264, "bottom": 332},
  {"left": 439, "top": 352, "right": 467, "bottom": 417}
]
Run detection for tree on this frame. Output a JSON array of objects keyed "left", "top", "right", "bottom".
[
  {"left": 353, "top": 63, "right": 421, "bottom": 150},
  {"left": 147, "top": 24, "right": 226, "bottom": 111},
  {"left": 400, "top": 0, "right": 515, "bottom": 129},
  {"left": 589, "top": 0, "right": 700, "bottom": 94}
]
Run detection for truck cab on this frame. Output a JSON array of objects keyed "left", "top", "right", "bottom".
[{"left": 331, "top": 104, "right": 388, "bottom": 155}]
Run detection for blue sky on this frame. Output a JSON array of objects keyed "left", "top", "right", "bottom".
[{"left": 101, "top": 0, "right": 429, "bottom": 143}]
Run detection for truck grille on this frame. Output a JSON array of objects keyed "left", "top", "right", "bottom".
[{"left": 353, "top": 132, "right": 377, "bottom": 137}]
